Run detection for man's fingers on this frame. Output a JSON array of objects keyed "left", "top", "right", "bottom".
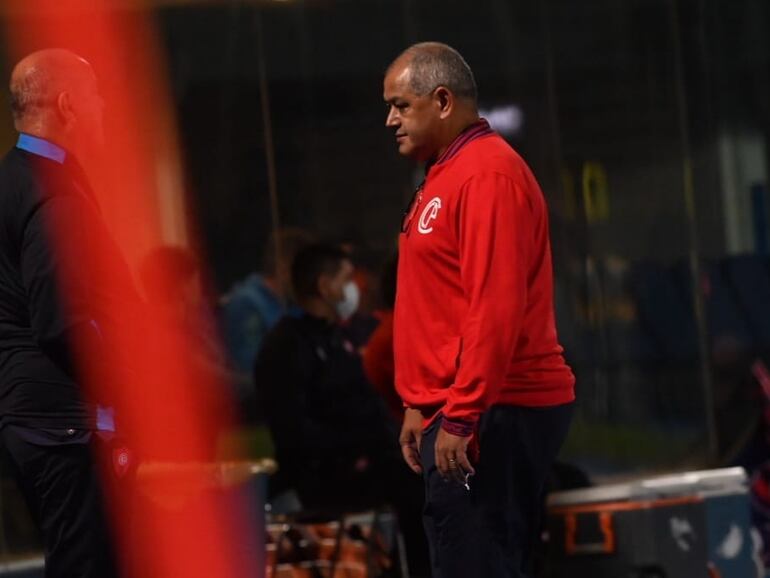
[
  {"left": 436, "top": 448, "right": 451, "bottom": 479},
  {"left": 401, "top": 443, "right": 423, "bottom": 474},
  {"left": 436, "top": 450, "right": 460, "bottom": 480},
  {"left": 436, "top": 447, "right": 473, "bottom": 484},
  {"left": 446, "top": 453, "right": 466, "bottom": 484},
  {"left": 449, "top": 462, "right": 465, "bottom": 485},
  {"left": 399, "top": 420, "right": 424, "bottom": 475},
  {"left": 457, "top": 452, "right": 475, "bottom": 478}
]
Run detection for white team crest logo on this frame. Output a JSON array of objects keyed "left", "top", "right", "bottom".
[{"left": 418, "top": 197, "right": 442, "bottom": 234}]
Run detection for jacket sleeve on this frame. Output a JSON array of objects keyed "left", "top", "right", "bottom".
[
  {"left": 20, "top": 187, "right": 143, "bottom": 415},
  {"left": 442, "top": 171, "right": 533, "bottom": 425},
  {"left": 20, "top": 194, "right": 105, "bottom": 379},
  {"left": 221, "top": 290, "right": 265, "bottom": 374}
]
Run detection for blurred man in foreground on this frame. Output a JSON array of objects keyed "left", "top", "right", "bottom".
[{"left": 0, "top": 49, "right": 131, "bottom": 578}]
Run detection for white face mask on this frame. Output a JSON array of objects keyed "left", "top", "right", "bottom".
[{"left": 335, "top": 281, "right": 360, "bottom": 321}]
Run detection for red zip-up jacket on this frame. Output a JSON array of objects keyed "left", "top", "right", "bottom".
[{"left": 394, "top": 120, "right": 575, "bottom": 430}]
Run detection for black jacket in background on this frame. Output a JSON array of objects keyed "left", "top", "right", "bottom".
[
  {"left": 254, "top": 312, "right": 396, "bottom": 478},
  {"left": 0, "top": 147, "right": 138, "bottom": 430}
]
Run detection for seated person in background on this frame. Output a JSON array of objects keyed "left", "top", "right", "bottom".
[
  {"left": 140, "top": 246, "right": 234, "bottom": 455},
  {"left": 334, "top": 237, "right": 382, "bottom": 349},
  {"left": 254, "top": 243, "right": 429, "bottom": 576},
  {"left": 141, "top": 246, "right": 224, "bottom": 366},
  {"left": 220, "top": 228, "right": 314, "bottom": 422}
]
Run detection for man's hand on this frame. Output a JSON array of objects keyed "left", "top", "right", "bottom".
[
  {"left": 399, "top": 408, "right": 424, "bottom": 474},
  {"left": 435, "top": 427, "right": 475, "bottom": 484}
]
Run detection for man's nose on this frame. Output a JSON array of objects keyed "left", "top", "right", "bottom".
[{"left": 385, "top": 107, "right": 398, "bottom": 127}]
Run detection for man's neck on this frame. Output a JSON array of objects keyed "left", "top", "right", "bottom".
[{"left": 432, "top": 114, "right": 481, "bottom": 163}]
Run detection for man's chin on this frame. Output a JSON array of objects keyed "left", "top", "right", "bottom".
[{"left": 398, "top": 143, "right": 418, "bottom": 159}]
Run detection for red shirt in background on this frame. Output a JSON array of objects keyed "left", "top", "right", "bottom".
[{"left": 362, "top": 310, "right": 403, "bottom": 421}]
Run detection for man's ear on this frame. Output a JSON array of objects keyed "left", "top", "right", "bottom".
[
  {"left": 56, "top": 91, "right": 76, "bottom": 129},
  {"left": 434, "top": 86, "right": 454, "bottom": 120}
]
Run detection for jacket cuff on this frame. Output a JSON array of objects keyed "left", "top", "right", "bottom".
[{"left": 440, "top": 415, "right": 476, "bottom": 437}]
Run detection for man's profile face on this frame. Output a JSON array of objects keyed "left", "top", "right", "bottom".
[{"left": 383, "top": 61, "right": 441, "bottom": 162}]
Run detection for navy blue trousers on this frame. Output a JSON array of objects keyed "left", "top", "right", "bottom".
[{"left": 421, "top": 403, "right": 573, "bottom": 578}]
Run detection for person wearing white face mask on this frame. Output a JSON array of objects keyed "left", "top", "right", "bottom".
[
  {"left": 254, "top": 243, "right": 430, "bottom": 576},
  {"left": 335, "top": 277, "right": 361, "bottom": 321}
]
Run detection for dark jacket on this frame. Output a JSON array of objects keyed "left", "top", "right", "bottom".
[
  {"left": 254, "top": 312, "right": 396, "bottom": 479},
  {"left": 0, "top": 147, "right": 138, "bottom": 430}
]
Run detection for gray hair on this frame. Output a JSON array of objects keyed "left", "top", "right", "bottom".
[
  {"left": 397, "top": 42, "right": 477, "bottom": 103},
  {"left": 9, "top": 65, "right": 52, "bottom": 122}
]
